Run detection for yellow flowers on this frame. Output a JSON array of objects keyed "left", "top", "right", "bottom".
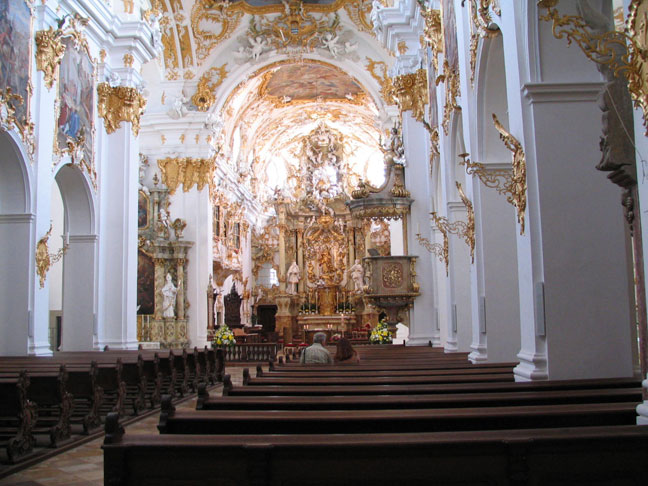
[
  {"left": 213, "top": 324, "right": 237, "bottom": 347},
  {"left": 370, "top": 319, "right": 393, "bottom": 344}
]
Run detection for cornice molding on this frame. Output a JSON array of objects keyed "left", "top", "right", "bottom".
[
  {"left": 0, "top": 213, "right": 35, "bottom": 224},
  {"left": 522, "top": 82, "right": 604, "bottom": 104}
]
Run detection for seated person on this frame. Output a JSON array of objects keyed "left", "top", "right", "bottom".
[
  {"left": 334, "top": 337, "right": 359, "bottom": 364},
  {"left": 300, "top": 332, "right": 333, "bottom": 364}
]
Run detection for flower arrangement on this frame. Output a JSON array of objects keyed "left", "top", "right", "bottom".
[
  {"left": 370, "top": 318, "right": 393, "bottom": 344},
  {"left": 213, "top": 324, "right": 236, "bottom": 347}
]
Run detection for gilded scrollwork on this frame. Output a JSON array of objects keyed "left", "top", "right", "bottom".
[
  {"left": 391, "top": 69, "right": 428, "bottom": 123},
  {"left": 191, "top": 64, "right": 228, "bottom": 111},
  {"left": 430, "top": 205, "right": 472, "bottom": 269},
  {"left": 35, "top": 225, "right": 69, "bottom": 289},
  {"left": 157, "top": 156, "right": 214, "bottom": 194},
  {"left": 538, "top": 0, "right": 648, "bottom": 134},
  {"left": 466, "top": 0, "right": 501, "bottom": 85},
  {"left": 492, "top": 113, "right": 527, "bottom": 235},
  {"left": 365, "top": 57, "right": 396, "bottom": 105},
  {"left": 416, "top": 1, "right": 443, "bottom": 71},
  {"left": 191, "top": 0, "right": 245, "bottom": 62},
  {"left": 344, "top": 0, "right": 374, "bottom": 35},
  {"left": 455, "top": 181, "right": 475, "bottom": 262},
  {"left": 416, "top": 220, "right": 449, "bottom": 275},
  {"left": 0, "top": 88, "right": 35, "bottom": 161},
  {"left": 96, "top": 83, "right": 147, "bottom": 136},
  {"left": 436, "top": 59, "right": 461, "bottom": 136}
]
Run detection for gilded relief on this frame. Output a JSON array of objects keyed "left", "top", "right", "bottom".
[{"left": 382, "top": 262, "right": 403, "bottom": 289}]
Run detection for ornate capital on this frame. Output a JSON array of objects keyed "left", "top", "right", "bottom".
[
  {"left": 157, "top": 156, "right": 214, "bottom": 194},
  {"left": 391, "top": 69, "right": 428, "bottom": 122},
  {"left": 97, "top": 83, "right": 147, "bottom": 136}
]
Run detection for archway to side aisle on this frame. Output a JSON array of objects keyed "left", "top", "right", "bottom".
[
  {"left": 0, "top": 131, "right": 33, "bottom": 355},
  {"left": 54, "top": 164, "right": 97, "bottom": 351}
]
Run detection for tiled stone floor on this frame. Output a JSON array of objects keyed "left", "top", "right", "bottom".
[{"left": 0, "top": 366, "right": 250, "bottom": 486}]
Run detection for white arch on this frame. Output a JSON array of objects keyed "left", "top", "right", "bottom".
[{"left": 0, "top": 131, "right": 34, "bottom": 355}]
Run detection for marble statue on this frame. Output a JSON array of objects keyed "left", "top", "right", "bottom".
[
  {"left": 321, "top": 32, "right": 341, "bottom": 58},
  {"left": 161, "top": 273, "right": 177, "bottom": 319},
  {"left": 167, "top": 94, "right": 188, "bottom": 120},
  {"left": 249, "top": 36, "right": 268, "bottom": 61},
  {"left": 287, "top": 261, "right": 300, "bottom": 294},
  {"left": 350, "top": 259, "right": 364, "bottom": 293}
]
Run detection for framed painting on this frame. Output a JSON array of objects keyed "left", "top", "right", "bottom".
[
  {"left": 0, "top": 0, "right": 33, "bottom": 135},
  {"left": 138, "top": 190, "right": 150, "bottom": 229},
  {"left": 56, "top": 36, "right": 95, "bottom": 171}
]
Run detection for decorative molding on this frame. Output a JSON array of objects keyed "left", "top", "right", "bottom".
[
  {"left": 365, "top": 57, "right": 396, "bottom": 105},
  {"left": 0, "top": 88, "right": 35, "bottom": 162},
  {"left": 97, "top": 83, "right": 147, "bottom": 136},
  {"left": 191, "top": 64, "right": 228, "bottom": 112},
  {"left": 157, "top": 156, "right": 214, "bottom": 194},
  {"left": 344, "top": 0, "right": 374, "bottom": 35},
  {"left": 416, "top": 229, "right": 448, "bottom": 276},
  {"left": 416, "top": 1, "right": 443, "bottom": 71},
  {"left": 35, "top": 14, "right": 90, "bottom": 90},
  {"left": 437, "top": 59, "right": 461, "bottom": 135},
  {"left": 522, "top": 82, "right": 604, "bottom": 103},
  {"left": 467, "top": 0, "right": 501, "bottom": 85},
  {"left": 538, "top": 0, "right": 648, "bottom": 135},
  {"left": 35, "top": 225, "right": 69, "bottom": 289},
  {"left": 391, "top": 68, "right": 428, "bottom": 122}
]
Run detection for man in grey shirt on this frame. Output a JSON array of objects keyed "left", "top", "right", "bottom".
[{"left": 300, "top": 332, "right": 333, "bottom": 364}]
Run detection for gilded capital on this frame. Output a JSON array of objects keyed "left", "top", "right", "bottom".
[
  {"left": 391, "top": 69, "right": 428, "bottom": 123},
  {"left": 97, "top": 83, "right": 147, "bottom": 136},
  {"left": 157, "top": 156, "right": 214, "bottom": 194}
]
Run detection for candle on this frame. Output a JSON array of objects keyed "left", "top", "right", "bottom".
[{"left": 416, "top": 223, "right": 420, "bottom": 235}]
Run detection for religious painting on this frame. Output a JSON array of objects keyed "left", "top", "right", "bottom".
[
  {"left": 0, "top": 0, "right": 32, "bottom": 131},
  {"left": 441, "top": 0, "right": 458, "bottom": 69},
  {"left": 56, "top": 36, "right": 94, "bottom": 166},
  {"left": 137, "top": 251, "right": 155, "bottom": 315},
  {"left": 138, "top": 191, "right": 150, "bottom": 229},
  {"left": 263, "top": 63, "right": 364, "bottom": 102}
]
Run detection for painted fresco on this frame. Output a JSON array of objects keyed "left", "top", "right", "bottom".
[
  {"left": 442, "top": 0, "right": 458, "bottom": 69},
  {"left": 138, "top": 191, "right": 150, "bottom": 229},
  {"left": 57, "top": 37, "right": 94, "bottom": 164},
  {"left": 137, "top": 251, "right": 155, "bottom": 315},
  {"left": 265, "top": 64, "right": 363, "bottom": 101},
  {"left": 0, "top": 0, "right": 31, "bottom": 129}
]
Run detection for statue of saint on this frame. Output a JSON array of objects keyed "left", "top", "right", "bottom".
[
  {"left": 161, "top": 273, "right": 177, "bottom": 319},
  {"left": 349, "top": 259, "right": 364, "bottom": 293},
  {"left": 287, "top": 261, "right": 300, "bottom": 294}
]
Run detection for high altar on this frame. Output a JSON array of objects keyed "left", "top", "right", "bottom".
[{"left": 250, "top": 122, "right": 415, "bottom": 344}]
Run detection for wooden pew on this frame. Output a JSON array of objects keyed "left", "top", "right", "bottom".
[
  {"left": 0, "top": 371, "right": 37, "bottom": 463},
  {"left": 103, "top": 413, "right": 648, "bottom": 486},
  {"left": 197, "top": 382, "right": 644, "bottom": 411},
  {"left": 222, "top": 374, "right": 641, "bottom": 396}
]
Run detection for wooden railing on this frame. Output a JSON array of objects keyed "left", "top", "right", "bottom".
[{"left": 216, "top": 343, "right": 282, "bottom": 362}]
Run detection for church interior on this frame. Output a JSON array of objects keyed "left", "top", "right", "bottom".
[{"left": 2, "top": 0, "right": 648, "bottom": 484}]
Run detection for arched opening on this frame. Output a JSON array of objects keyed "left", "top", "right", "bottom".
[
  {"left": 473, "top": 33, "right": 521, "bottom": 363},
  {"left": 0, "top": 131, "right": 33, "bottom": 355},
  {"left": 55, "top": 164, "right": 97, "bottom": 351}
]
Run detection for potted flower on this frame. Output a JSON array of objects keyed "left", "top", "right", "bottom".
[
  {"left": 213, "top": 324, "right": 236, "bottom": 347},
  {"left": 369, "top": 318, "right": 393, "bottom": 344}
]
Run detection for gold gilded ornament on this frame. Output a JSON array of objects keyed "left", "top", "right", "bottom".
[
  {"left": 344, "top": 0, "right": 374, "bottom": 35},
  {"left": 191, "top": 64, "right": 228, "bottom": 111},
  {"left": 35, "top": 28, "right": 66, "bottom": 89},
  {"left": 397, "top": 41, "right": 408, "bottom": 55},
  {"left": 416, "top": 218, "right": 449, "bottom": 275},
  {"left": 391, "top": 69, "right": 428, "bottom": 122},
  {"left": 123, "top": 53, "right": 134, "bottom": 67},
  {"left": 437, "top": 59, "right": 461, "bottom": 135},
  {"left": 382, "top": 262, "right": 403, "bottom": 288},
  {"left": 157, "top": 156, "right": 214, "bottom": 194},
  {"left": 97, "top": 82, "right": 147, "bottom": 136},
  {"left": 35, "top": 225, "right": 69, "bottom": 289},
  {"left": 416, "top": 0, "right": 443, "bottom": 71},
  {"left": 467, "top": 0, "right": 501, "bottom": 85},
  {"left": 455, "top": 181, "right": 475, "bottom": 262},
  {"left": 365, "top": 57, "right": 396, "bottom": 105}
]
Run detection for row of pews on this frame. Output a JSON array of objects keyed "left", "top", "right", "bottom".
[
  {"left": 0, "top": 346, "right": 224, "bottom": 466},
  {"left": 103, "top": 345, "right": 648, "bottom": 485}
]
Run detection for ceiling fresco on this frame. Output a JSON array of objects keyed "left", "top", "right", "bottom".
[{"left": 261, "top": 64, "right": 364, "bottom": 102}]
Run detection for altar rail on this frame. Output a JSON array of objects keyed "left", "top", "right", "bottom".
[{"left": 216, "top": 343, "right": 281, "bottom": 362}]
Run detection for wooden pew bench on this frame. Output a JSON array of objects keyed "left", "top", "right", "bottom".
[
  {"left": 222, "top": 374, "right": 641, "bottom": 396},
  {"left": 0, "top": 372, "right": 37, "bottom": 463},
  {"left": 103, "top": 413, "right": 648, "bottom": 486},
  {"left": 159, "top": 397, "right": 639, "bottom": 435},
  {"left": 197, "top": 383, "right": 643, "bottom": 411}
]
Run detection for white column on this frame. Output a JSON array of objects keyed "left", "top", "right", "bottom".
[
  {"left": 61, "top": 235, "right": 97, "bottom": 350},
  {"left": 96, "top": 123, "right": 139, "bottom": 350},
  {"left": 169, "top": 187, "right": 212, "bottom": 347},
  {"left": 402, "top": 113, "right": 437, "bottom": 346}
]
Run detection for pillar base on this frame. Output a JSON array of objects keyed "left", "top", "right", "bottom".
[
  {"left": 468, "top": 343, "right": 488, "bottom": 363},
  {"left": 513, "top": 349, "right": 548, "bottom": 381}
]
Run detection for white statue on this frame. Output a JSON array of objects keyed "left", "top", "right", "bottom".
[
  {"left": 321, "top": 32, "right": 341, "bottom": 58},
  {"left": 167, "top": 94, "right": 188, "bottom": 120},
  {"left": 158, "top": 208, "right": 170, "bottom": 238},
  {"left": 287, "top": 261, "right": 300, "bottom": 294},
  {"left": 249, "top": 36, "right": 268, "bottom": 61},
  {"left": 161, "top": 273, "right": 177, "bottom": 319},
  {"left": 350, "top": 259, "right": 364, "bottom": 293}
]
